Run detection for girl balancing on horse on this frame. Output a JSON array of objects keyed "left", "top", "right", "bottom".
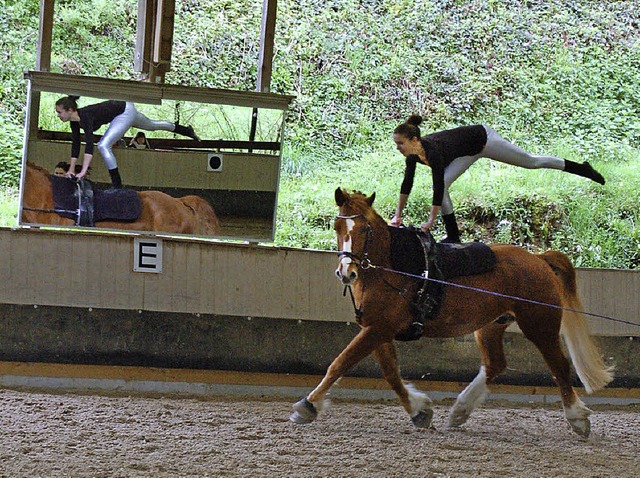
[
  {"left": 55, "top": 96, "right": 200, "bottom": 188},
  {"left": 389, "top": 114, "right": 606, "bottom": 242}
]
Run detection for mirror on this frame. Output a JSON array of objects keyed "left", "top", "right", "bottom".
[{"left": 19, "top": 71, "right": 293, "bottom": 242}]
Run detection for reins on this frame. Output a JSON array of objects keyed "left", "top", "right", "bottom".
[
  {"left": 335, "top": 214, "right": 639, "bottom": 330},
  {"left": 372, "top": 264, "right": 638, "bottom": 328},
  {"left": 22, "top": 206, "right": 77, "bottom": 215}
]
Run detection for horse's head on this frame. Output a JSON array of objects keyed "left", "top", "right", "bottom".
[{"left": 334, "top": 188, "right": 389, "bottom": 285}]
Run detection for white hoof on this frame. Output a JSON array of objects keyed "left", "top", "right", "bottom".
[
  {"left": 565, "top": 399, "right": 592, "bottom": 438},
  {"left": 411, "top": 408, "right": 434, "bottom": 428},
  {"left": 568, "top": 418, "right": 591, "bottom": 438},
  {"left": 447, "top": 406, "right": 472, "bottom": 428},
  {"left": 448, "top": 366, "right": 489, "bottom": 428}
]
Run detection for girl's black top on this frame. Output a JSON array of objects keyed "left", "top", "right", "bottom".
[
  {"left": 400, "top": 125, "right": 487, "bottom": 206},
  {"left": 70, "top": 100, "right": 126, "bottom": 158}
]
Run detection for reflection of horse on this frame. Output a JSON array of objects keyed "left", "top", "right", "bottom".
[
  {"left": 22, "top": 162, "right": 221, "bottom": 235},
  {"left": 291, "top": 188, "right": 613, "bottom": 437}
]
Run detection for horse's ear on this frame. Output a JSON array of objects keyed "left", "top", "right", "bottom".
[
  {"left": 365, "top": 192, "right": 376, "bottom": 206},
  {"left": 335, "top": 187, "right": 347, "bottom": 207}
]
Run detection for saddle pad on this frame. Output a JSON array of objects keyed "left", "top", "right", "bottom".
[
  {"left": 94, "top": 189, "right": 142, "bottom": 222},
  {"left": 51, "top": 175, "right": 80, "bottom": 220},
  {"left": 388, "top": 225, "right": 496, "bottom": 279},
  {"left": 388, "top": 225, "right": 428, "bottom": 277},
  {"left": 435, "top": 241, "right": 497, "bottom": 279}
]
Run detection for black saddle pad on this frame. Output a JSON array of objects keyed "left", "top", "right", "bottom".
[
  {"left": 435, "top": 241, "right": 497, "bottom": 279},
  {"left": 94, "top": 189, "right": 142, "bottom": 222},
  {"left": 388, "top": 225, "right": 429, "bottom": 277},
  {"left": 51, "top": 176, "right": 141, "bottom": 223},
  {"left": 388, "top": 225, "right": 496, "bottom": 279},
  {"left": 51, "top": 175, "right": 81, "bottom": 220}
]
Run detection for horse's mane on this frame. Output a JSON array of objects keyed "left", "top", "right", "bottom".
[
  {"left": 27, "top": 161, "right": 50, "bottom": 175},
  {"left": 345, "top": 190, "right": 370, "bottom": 211}
]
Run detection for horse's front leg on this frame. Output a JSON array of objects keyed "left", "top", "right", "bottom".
[
  {"left": 373, "top": 342, "right": 434, "bottom": 428},
  {"left": 290, "top": 326, "right": 385, "bottom": 424}
]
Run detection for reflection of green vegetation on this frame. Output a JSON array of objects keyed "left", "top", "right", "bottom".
[
  {"left": 1, "top": 0, "right": 639, "bottom": 268},
  {"left": 37, "top": 94, "right": 283, "bottom": 143}
]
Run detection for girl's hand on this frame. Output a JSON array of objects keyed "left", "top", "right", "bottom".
[
  {"left": 389, "top": 215, "right": 403, "bottom": 227},
  {"left": 421, "top": 220, "right": 434, "bottom": 233}
]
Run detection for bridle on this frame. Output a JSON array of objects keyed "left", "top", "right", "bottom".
[
  {"left": 335, "top": 213, "right": 371, "bottom": 322},
  {"left": 335, "top": 212, "right": 429, "bottom": 324},
  {"left": 335, "top": 213, "right": 374, "bottom": 270}
]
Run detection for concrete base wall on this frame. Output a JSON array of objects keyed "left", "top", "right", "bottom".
[{"left": 1, "top": 304, "right": 637, "bottom": 388}]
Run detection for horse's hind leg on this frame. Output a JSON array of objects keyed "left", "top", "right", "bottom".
[
  {"left": 373, "top": 342, "right": 434, "bottom": 428},
  {"left": 449, "top": 320, "right": 510, "bottom": 428},
  {"left": 519, "top": 318, "right": 592, "bottom": 437}
]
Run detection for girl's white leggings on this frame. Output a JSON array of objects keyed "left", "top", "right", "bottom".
[
  {"left": 440, "top": 125, "right": 565, "bottom": 215},
  {"left": 97, "top": 102, "right": 175, "bottom": 169}
]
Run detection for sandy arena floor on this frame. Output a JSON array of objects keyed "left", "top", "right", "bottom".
[{"left": 0, "top": 388, "right": 638, "bottom": 478}]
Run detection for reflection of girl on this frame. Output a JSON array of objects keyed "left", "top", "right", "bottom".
[
  {"left": 55, "top": 96, "right": 200, "bottom": 188},
  {"left": 128, "top": 131, "right": 151, "bottom": 149},
  {"left": 390, "top": 114, "right": 605, "bottom": 242}
]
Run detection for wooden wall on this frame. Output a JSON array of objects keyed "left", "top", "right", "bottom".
[{"left": 0, "top": 228, "right": 638, "bottom": 336}]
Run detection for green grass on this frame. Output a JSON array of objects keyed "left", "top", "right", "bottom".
[
  {"left": 274, "top": 142, "right": 640, "bottom": 269},
  {"left": 0, "top": 187, "right": 19, "bottom": 227}
]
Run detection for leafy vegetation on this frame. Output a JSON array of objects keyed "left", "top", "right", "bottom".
[{"left": 0, "top": 0, "right": 638, "bottom": 268}]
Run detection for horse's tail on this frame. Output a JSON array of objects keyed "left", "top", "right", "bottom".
[
  {"left": 540, "top": 250, "right": 614, "bottom": 394},
  {"left": 179, "top": 195, "right": 221, "bottom": 235}
]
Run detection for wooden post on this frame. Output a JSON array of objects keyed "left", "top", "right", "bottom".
[
  {"left": 152, "top": 0, "right": 175, "bottom": 83},
  {"left": 36, "top": 0, "right": 55, "bottom": 72},
  {"left": 257, "top": 0, "right": 277, "bottom": 93},
  {"left": 134, "top": 0, "right": 174, "bottom": 83},
  {"left": 134, "top": 0, "right": 156, "bottom": 79},
  {"left": 250, "top": 0, "right": 278, "bottom": 148},
  {"left": 32, "top": 0, "right": 55, "bottom": 135}
]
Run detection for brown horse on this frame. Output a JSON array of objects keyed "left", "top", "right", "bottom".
[
  {"left": 22, "top": 162, "right": 220, "bottom": 235},
  {"left": 290, "top": 188, "right": 614, "bottom": 437}
]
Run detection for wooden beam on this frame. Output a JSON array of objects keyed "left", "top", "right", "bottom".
[
  {"left": 251, "top": 0, "right": 279, "bottom": 146},
  {"left": 257, "top": 0, "right": 277, "bottom": 93},
  {"left": 36, "top": 130, "right": 282, "bottom": 152},
  {"left": 134, "top": 0, "right": 156, "bottom": 78},
  {"left": 36, "top": 0, "right": 55, "bottom": 72},
  {"left": 31, "top": 0, "right": 56, "bottom": 136},
  {"left": 25, "top": 71, "right": 163, "bottom": 104},
  {"left": 152, "top": 0, "right": 176, "bottom": 82},
  {"left": 25, "top": 71, "right": 294, "bottom": 110}
]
